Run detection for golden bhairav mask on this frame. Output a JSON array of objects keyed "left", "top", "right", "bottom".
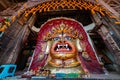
[{"left": 30, "top": 17, "right": 104, "bottom": 74}]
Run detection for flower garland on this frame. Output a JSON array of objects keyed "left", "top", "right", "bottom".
[{"left": 0, "top": 17, "right": 11, "bottom": 32}]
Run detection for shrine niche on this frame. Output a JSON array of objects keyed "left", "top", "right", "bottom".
[{"left": 29, "top": 17, "right": 104, "bottom": 74}]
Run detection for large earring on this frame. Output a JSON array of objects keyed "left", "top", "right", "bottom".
[
  {"left": 76, "top": 39, "right": 82, "bottom": 52},
  {"left": 38, "top": 52, "right": 44, "bottom": 61},
  {"left": 45, "top": 41, "right": 52, "bottom": 54}
]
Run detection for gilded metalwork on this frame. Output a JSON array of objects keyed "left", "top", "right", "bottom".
[
  {"left": 43, "top": 23, "right": 79, "bottom": 41},
  {"left": 24, "top": 0, "right": 108, "bottom": 17}
]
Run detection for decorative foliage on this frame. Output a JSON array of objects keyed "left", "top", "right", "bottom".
[
  {"left": 115, "top": 14, "right": 120, "bottom": 24},
  {"left": 0, "top": 18, "right": 11, "bottom": 32},
  {"left": 115, "top": 21, "right": 120, "bottom": 24},
  {"left": 9, "top": 0, "right": 119, "bottom": 26},
  {"left": 25, "top": 0, "right": 107, "bottom": 17}
]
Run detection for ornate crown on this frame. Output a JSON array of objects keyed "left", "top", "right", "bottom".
[{"left": 43, "top": 22, "right": 83, "bottom": 41}]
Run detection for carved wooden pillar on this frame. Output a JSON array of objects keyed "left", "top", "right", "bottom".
[
  {"left": 0, "top": 14, "right": 36, "bottom": 64},
  {"left": 91, "top": 12, "right": 120, "bottom": 72},
  {"left": 98, "top": 0, "right": 119, "bottom": 18}
]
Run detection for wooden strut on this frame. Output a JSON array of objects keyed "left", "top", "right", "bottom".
[{"left": 91, "top": 21, "right": 103, "bottom": 32}]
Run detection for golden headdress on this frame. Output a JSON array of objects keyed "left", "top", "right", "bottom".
[{"left": 43, "top": 22, "right": 80, "bottom": 41}]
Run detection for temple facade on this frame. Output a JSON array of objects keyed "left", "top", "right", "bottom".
[{"left": 0, "top": 0, "right": 120, "bottom": 78}]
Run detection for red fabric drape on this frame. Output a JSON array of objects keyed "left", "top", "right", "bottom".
[{"left": 29, "top": 18, "right": 104, "bottom": 74}]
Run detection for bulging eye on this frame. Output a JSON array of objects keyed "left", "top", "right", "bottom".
[
  {"left": 65, "top": 36, "right": 71, "bottom": 40},
  {"left": 53, "top": 37, "right": 60, "bottom": 41}
]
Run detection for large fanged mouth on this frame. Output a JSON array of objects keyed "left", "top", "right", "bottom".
[{"left": 54, "top": 43, "right": 72, "bottom": 52}]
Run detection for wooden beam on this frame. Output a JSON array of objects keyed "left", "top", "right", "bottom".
[
  {"left": 106, "top": 0, "right": 111, "bottom": 4},
  {"left": 0, "top": 0, "right": 8, "bottom": 9},
  {"left": 98, "top": 0, "right": 119, "bottom": 18},
  {"left": 91, "top": 21, "right": 103, "bottom": 32}
]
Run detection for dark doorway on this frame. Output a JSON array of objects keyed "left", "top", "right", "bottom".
[{"left": 35, "top": 9, "right": 93, "bottom": 28}]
